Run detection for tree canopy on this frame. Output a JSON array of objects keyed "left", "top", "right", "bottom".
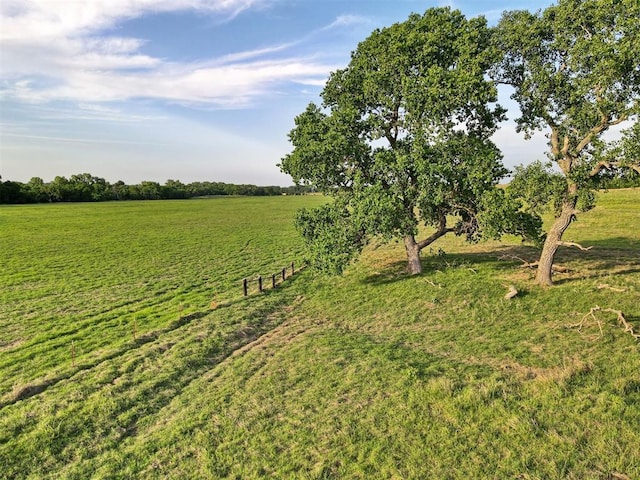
[
  {"left": 0, "top": 174, "right": 310, "bottom": 204},
  {"left": 281, "top": 7, "right": 538, "bottom": 275},
  {"left": 494, "top": 0, "right": 640, "bottom": 285}
]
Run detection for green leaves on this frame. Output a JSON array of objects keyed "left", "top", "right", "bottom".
[
  {"left": 295, "top": 202, "right": 366, "bottom": 275},
  {"left": 494, "top": 0, "right": 640, "bottom": 153},
  {"left": 477, "top": 188, "right": 544, "bottom": 245},
  {"left": 508, "top": 161, "right": 567, "bottom": 217},
  {"left": 281, "top": 7, "right": 522, "bottom": 274}
]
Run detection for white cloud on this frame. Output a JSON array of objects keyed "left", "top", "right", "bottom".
[
  {"left": 3, "top": 56, "right": 334, "bottom": 106},
  {"left": 0, "top": 0, "right": 263, "bottom": 42},
  {"left": 0, "top": 0, "right": 333, "bottom": 109},
  {"left": 321, "top": 14, "right": 372, "bottom": 31}
]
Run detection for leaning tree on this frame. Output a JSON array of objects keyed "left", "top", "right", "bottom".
[
  {"left": 493, "top": 0, "right": 640, "bottom": 286},
  {"left": 281, "top": 8, "right": 538, "bottom": 275}
]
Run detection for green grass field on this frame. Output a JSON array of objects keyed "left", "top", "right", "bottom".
[{"left": 1, "top": 190, "right": 639, "bottom": 479}]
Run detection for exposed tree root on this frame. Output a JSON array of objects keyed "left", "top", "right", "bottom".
[{"left": 570, "top": 305, "right": 640, "bottom": 341}]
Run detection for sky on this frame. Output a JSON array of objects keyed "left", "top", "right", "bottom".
[{"left": 0, "top": 0, "right": 555, "bottom": 187}]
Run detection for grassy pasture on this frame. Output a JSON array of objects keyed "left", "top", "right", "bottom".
[
  {"left": 1, "top": 190, "right": 640, "bottom": 479},
  {"left": 0, "top": 197, "right": 324, "bottom": 394}
]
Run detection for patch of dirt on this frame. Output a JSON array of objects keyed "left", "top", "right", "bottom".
[
  {"left": 0, "top": 339, "right": 24, "bottom": 352},
  {"left": 0, "top": 379, "right": 55, "bottom": 408},
  {"left": 499, "top": 356, "right": 592, "bottom": 383}
]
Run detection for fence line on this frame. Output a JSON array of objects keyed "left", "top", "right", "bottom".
[{"left": 242, "top": 261, "right": 300, "bottom": 296}]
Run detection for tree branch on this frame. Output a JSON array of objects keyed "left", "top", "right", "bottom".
[
  {"left": 558, "top": 241, "right": 593, "bottom": 251},
  {"left": 417, "top": 227, "right": 456, "bottom": 250},
  {"left": 498, "top": 255, "right": 570, "bottom": 272},
  {"left": 590, "top": 160, "right": 640, "bottom": 177},
  {"left": 580, "top": 24, "right": 593, "bottom": 39},
  {"left": 576, "top": 113, "right": 628, "bottom": 155},
  {"left": 549, "top": 125, "right": 561, "bottom": 158},
  {"left": 570, "top": 306, "right": 640, "bottom": 341},
  {"left": 597, "top": 284, "right": 627, "bottom": 292},
  {"left": 561, "top": 135, "right": 571, "bottom": 158},
  {"left": 503, "top": 284, "right": 518, "bottom": 299}
]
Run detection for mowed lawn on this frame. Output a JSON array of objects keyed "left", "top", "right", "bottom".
[{"left": 1, "top": 190, "right": 639, "bottom": 479}]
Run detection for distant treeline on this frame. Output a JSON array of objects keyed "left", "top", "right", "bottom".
[
  {"left": 596, "top": 170, "right": 640, "bottom": 189},
  {"left": 0, "top": 174, "right": 314, "bottom": 204}
]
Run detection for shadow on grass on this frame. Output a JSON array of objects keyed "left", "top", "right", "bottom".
[
  {"left": 361, "top": 245, "right": 541, "bottom": 286},
  {"left": 574, "top": 236, "right": 640, "bottom": 251},
  {"left": 361, "top": 240, "right": 640, "bottom": 287},
  {"left": 551, "top": 239, "right": 640, "bottom": 285}
]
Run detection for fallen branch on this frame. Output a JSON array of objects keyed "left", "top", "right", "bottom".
[
  {"left": 570, "top": 305, "right": 640, "bottom": 341},
  {"left": 596, "top": 283, "right": 627, "bottom": 293},
  {"left": 503, "top": 284, "right": 518, "bottom": 300},
  {"left": 498, "top": 254, "right": 534, "bottom": 267},
  {"left": 558, "top": 241, "right": 593, "bottom": 251},
  {"left": 498, "top": 255, "right": 571, "bottom": 273},
  {"left": 424, "top": 279, "right": 442, "bottom": 288}
]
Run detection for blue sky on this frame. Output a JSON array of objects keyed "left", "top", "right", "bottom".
[{"left": 1, "top": 0, "right": 553, "bottom": 186}]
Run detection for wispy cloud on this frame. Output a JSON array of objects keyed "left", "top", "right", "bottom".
[
  {"left": 320, "top": 14, "right": 373, "bottom": 31},
  {"left": 1, "top": 131, "right": 176, "bottom": 146},
  {"left": 0, "top": 0, "right": 335, "bottom": 109},
  {"left": 0, "top": 0, "right": 265, "bottom": 42},
  {"left": 2, "top": 56, "right": 335, "bottom": 107}
]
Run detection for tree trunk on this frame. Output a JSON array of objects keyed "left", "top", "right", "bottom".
[
  {"left": 404, "top": 235, "right": 422, "bottom": 275},
  {"left": 535, "top": 197, "right": 577, "bottom": 286}
]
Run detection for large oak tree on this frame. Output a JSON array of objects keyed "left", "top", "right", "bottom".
[
  {"left": 494, "top": 0, "right": 640, "bottom": 286},
  {"left": 281, "top": 8, "right": 538, "bottom": 275}
]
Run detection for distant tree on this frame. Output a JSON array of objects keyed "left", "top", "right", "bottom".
[
  {"left": 26, "top": 177, "right": 50, "bottom": 202},
  {"left": 48, "top": 176, "right": 72, "bottom": 202},
  {"left": 281, "top": 8, "right": 539, "bottom": 274},
  {"left": 0, "top": 180, "right": 29, "bottom": 204},
  {"left": 163, "top": 179, "right": 188, "bottom": 199},
  {"left": 66, "top": 173, "right": 110, "bottom": 201},
  {"left": 493, "top": 0, "right": 640, "bottom": 285},
  {"left": 111, "top": 181, "right": 129, "bottom": 200},
  {"left": 138, "top": 181, "right": 162, "bottom": 200}
]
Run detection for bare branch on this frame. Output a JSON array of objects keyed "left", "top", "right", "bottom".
[
  {"left": 417, "top": 227, "right": 455, "bottom": 250},
  {"left": 550, "top": 126, "right": 561, "bottom": 158},
  {"left": 590, "top": 160, "right": 640, "bottom": 177},
  {"left": 590, "top": 160, "right": 612, "bottom": 177},
  {"left": 498, "top": 254, "right": 538, "bottom": 268},
  {"left": 609, "top": 115, "right": 629, "bottom": 128},
  {"left": 570, "top": 305, "right": 640, "bottom": 340},
  {"left": 597, "top": 284, "right": 627, "bottom": 292},
  {"left": 561, "top": 135, "right": 571, "bottom": 159},
  {"left": 498, "top": 255, "right": 570, "bottom": 272},
  {"left": 551, "top": 264, "right": 571, "bottom": 273},
  {"left": 558, "top": 241, "right": 593, "bottom": 251},
  {"left": 580, "top": 24, "right": 593, "bottom": 39},
  {"left": 576, "top": 113, "right": 628, "bottom": 155},
  {"left": 503, "top": 284, "right": 518, "bottom": 299},
  {"left": 424, "top": 279, "right": 442, "bottom": 288}
]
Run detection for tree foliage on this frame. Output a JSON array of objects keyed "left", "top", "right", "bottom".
[
  {"left": 0, "top": 175, "right": 310, "bottom": 204},
  {"left": 281, "top": 8, "right": 538, "bottom": 275},
  {"left": 494, "top": 0, "right": 640, "bottom": 285}
]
